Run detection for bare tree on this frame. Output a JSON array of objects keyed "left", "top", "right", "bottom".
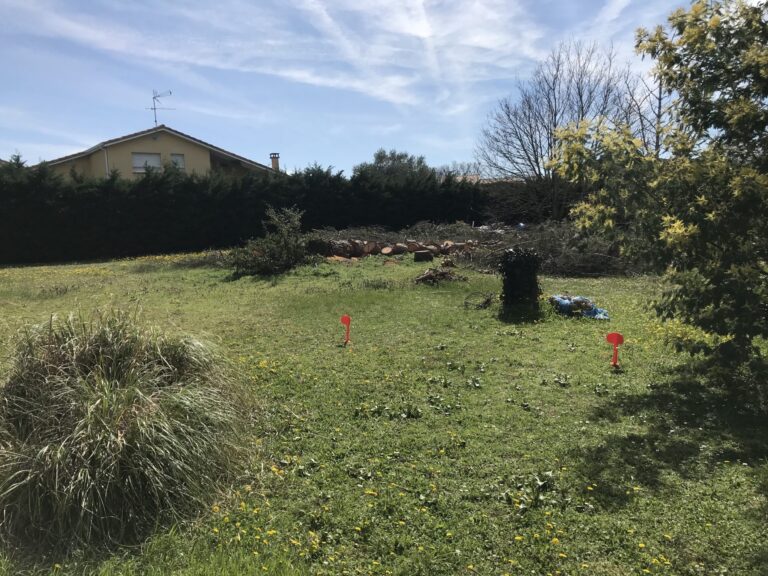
[
  {"left": 436, "top": 161, "right": 482, "bottom": 180},
  {"left": 618, "top": 72, "right": 674, "bottom": 158},
  {"left": 476, "top": 41, "right": 642, "bottom": 217},
  {"left": 478, "top": 41, "right": 630, "bottom": 180}
]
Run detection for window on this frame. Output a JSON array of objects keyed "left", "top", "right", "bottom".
[
  {"left": 132, "top": 153, "right": 161, "bottom": 173},
  {"left": 171, "top": 153, "right": 185, "bottom": 170}
]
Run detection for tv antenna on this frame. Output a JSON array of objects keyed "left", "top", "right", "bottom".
[{"left": 147, "top": 89, "right": 174, "bottom": 126}]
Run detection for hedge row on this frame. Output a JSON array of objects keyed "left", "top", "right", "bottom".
[
  {"left": 0, "top": 159, "right": 575, "bottom": 264},
  {"left": 0, "top": 160, "right": 479, "bottom": 264}
]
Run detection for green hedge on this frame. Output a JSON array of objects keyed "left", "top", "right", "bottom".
[{"left": 0, "top": 160, "right": 483, "bottom": 264}]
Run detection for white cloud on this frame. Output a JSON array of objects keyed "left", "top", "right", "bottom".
[
  {"left": 0, "top": 0, "right": 549, "bottom": 110},
  {"left": 0, "top": 0, "right": 685, "bottom": 122},
  {"left": 594, "top": 0, "right": 633, "bottom": 26}
]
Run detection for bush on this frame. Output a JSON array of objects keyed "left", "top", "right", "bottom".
[
  {"left": 499, "top": 247, "right": 541, "bottom": 311},
  {"left": 230, "top": 206, "right": 308, "bottom": 277},
  {"left": 0, "top": 311, "right": 242, "bottom": 549}
]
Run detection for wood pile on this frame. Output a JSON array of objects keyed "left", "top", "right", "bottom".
[{"left": 321, "top": 238, "right": 477, "bottom": 259}]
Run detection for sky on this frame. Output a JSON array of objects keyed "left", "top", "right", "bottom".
[{"left": 0, "top": 0, "right": 686, "bottom": 174}]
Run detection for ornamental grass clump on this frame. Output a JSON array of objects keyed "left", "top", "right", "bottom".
[{"left": 0, "top": 311, "right": 242, "bottom": 550}]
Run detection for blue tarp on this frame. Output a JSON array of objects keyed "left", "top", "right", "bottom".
[{"left": 549, "top": 294, "right": 609, "bottom": 320}]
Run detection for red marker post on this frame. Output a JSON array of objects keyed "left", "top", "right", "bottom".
[
  {"left": 606, "top": 332, "right": 624, "bottom": 368},
  {"left": 340, "top": 314, "right": 351, "bottom": 346}
]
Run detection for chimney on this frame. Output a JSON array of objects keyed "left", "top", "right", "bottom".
[{"left": 270, "top": 152, "right": 280, "bottom": 171}]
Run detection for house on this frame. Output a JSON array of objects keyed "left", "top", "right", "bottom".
[{"left": 43, "top": 125, "right": 279, "bottom": 179}]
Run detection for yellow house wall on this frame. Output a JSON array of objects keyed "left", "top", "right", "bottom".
[
  {"left": 47, "top": 131, "right": 269, "bottom": 179},
  {"left": 104, "top": 132, "right": 211, "bottom": 178},
  {"left": 50, "top": 157, "right": 94, "bottom": 179}
]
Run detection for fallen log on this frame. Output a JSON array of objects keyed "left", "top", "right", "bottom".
[{"left": 349, "top": 239, "right": 365, "bottom": 257}]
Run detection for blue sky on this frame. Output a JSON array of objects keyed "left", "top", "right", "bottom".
[{"left": 0, "top": 0, "right": 684, "bottom": 174}]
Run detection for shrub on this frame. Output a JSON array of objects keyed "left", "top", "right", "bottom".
[
  {"left": 499, "top": 247, "right": 541, "bottom": 311},
  {"left": 526, "top": 221, "right": 626, "bottom": 276},
  {"left": 230, "top": 206, "right": 307, "bottom": 277},
  {"left": 455, "top": 221, "right": 629, "bottom": 276},
  {"left": 0, "top": 311, "right": 242, "bottom": 549}
]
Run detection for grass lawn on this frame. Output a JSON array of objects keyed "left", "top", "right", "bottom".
[{"left": 0, "top": 255, "right": 765, "bottom": 575}]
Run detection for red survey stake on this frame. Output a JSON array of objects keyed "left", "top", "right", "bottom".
[
  {"left": 340, "top": 314, "right": 351, "bottom": 345},
  {"left": 606, "top": 332, "right": 624, "bottom": 368}
]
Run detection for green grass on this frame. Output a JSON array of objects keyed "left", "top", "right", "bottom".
[{"left": 0, "top": 254, "right": 765, "bottom": 575}]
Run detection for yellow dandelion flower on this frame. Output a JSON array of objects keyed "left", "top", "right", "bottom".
[
  {"left": 211, "top": 504, "right": 220, "bottom": 513},
  {"left": 551, "top": 537, "right": 560, "bottom": 545},
  {"left": 638, "top": 543, "right": 646, "bottom": 549},
  {"left": 514, "top": 535, "right": 524, "bottom": 541}
]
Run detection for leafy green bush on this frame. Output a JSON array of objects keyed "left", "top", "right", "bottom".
[
  {"left": 0, "top": 311, "right": 242, "bottom": 549},
  {"left": 230, "top": 206, "right": 307, "bottom": 277},
  {"left": 553, "top": 1, "right": 768, "bottom": 366}
]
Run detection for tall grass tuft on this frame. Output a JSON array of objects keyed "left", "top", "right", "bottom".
[{"left": 0, "top": 311, "right": 243, "bottom": 550}]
